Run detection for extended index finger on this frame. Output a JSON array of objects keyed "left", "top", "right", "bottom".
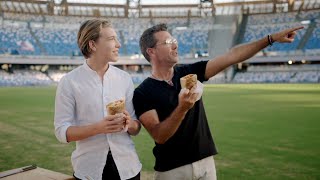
[{"left": 287, "top": 26, "right": 304, "bottom": 33}]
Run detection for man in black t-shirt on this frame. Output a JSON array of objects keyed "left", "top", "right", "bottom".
[{"left": 133, "top": 24, "right": 303, "bottom": 179}]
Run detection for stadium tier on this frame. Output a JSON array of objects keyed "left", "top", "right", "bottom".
[
  {"left": 1, "top": 64, "right": 319, "bottom": 86},
  {"left": 242, "top": 10, "right": 320, "bottom": 52},
  {"left": 1, "top": 10, "right": 320, "bottom": 56},
  {"left": 0, "top": 8, "right": 320, "bottom": 86},
  {"left": 0, "top": 15, "right": 212, "bottom": 57}
]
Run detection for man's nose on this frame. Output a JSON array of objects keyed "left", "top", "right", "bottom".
[
  {"left": 115, "top": 38, "right": 121, "bottom": 48},
  {"left": 172, "top": 42, "right": 178, "bottom": 49}
]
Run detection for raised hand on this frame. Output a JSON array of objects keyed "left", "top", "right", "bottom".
[
  {"left": 272, "top": 26, "right": 304, "bottom": 43},
  {"left": 178, "top": 85, "right": 199, "bottom": 111}
]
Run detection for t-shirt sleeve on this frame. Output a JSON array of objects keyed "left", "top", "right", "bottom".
[
  {"left": 178, "top": 60, "right": 208, "bottom": 82},
  {"left": 133, "top": 87, "right": 154, "bottom": 119}
]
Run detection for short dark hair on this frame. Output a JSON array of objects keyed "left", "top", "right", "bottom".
[{"left": 139, "top": 23, "right": 168, "bottom": 62}]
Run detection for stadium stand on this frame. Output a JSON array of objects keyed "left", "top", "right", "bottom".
[
  {"left": 233, "top": 64, "right": 320, "bottom": 83},
  {"left": 0, "top": 14, "right": 212, "bottom": 57},
  {"left": 0, "top": 1, "right": 319, "bottom": 86},
  {"left": 0, "top": 69, "right": 52, "bottom": 86},
  {"left": 1, "top": 10, "right": 319, "bottom": 57}
]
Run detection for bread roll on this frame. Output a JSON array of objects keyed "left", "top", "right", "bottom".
[
  {"left": 180, "top": 74, "right": 197, "bottom": 89},
  {"left": 106, "top": 99, "right": 125, "bottom": 115}
]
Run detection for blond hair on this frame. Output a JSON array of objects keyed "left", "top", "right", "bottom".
[{"left": 77, "top": 19, "right": 112, "bottom": 58}]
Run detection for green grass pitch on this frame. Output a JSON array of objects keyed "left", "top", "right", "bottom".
[{"left": 0, "top": 84, "right": 319, "bottom": 179}]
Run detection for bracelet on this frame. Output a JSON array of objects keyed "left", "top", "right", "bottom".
[{"left": 267, "top": 34, "right": 274, "bottom": 46}]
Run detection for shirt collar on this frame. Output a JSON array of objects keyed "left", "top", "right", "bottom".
[
  {"left": 83, "top": 60, "right": 114, "bottom": 77},
  {"left": 83, "top": 60, "right": 97, "bottom": 75}
]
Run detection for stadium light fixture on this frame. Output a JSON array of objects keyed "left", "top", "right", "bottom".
[
  {"left": 301, "top": 20, "right": 310, "bottom": 25},
  {"left": 1, "top": 64, "right": 8, "bottom": 70},
  {"left": 288, "top": 60, "right": 293, "bottom": 65},
  {"left": 130, "top": 54, "right": 139, "bottom": 59},
  {"left": 176, "top": 26, "right": 188, "bottom": 30}
]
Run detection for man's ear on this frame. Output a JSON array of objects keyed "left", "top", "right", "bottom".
[
  {"left": 146, "top": 48, "right": 154, "bottom": 58},
  {"left": 89, "top": 40, "right": 97, "bottom": 52}
]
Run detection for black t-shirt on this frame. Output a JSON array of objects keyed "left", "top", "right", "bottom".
[{"left": 133, "top": 61, "right": 217, "bottom": 172}]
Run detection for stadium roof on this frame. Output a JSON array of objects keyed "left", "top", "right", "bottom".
[
  {"left": 1, "top": 0, "right": 319, "bottom": 17},
  {"left": 57, "top": 0, "right": 271, "bottom": 5}
]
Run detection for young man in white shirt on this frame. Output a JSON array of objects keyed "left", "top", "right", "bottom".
[{"left": 54, "top": 19, "right": 141, "bottom": 180}]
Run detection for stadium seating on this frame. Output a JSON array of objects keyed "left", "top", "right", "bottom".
[
  {"left": 32, "top": 26, "right": 78, "bottom": 56},
  {"left": 242, "top": 11, "right": 320, "bottom": 52},
  {"left": 233, "top": 64, "right": 320, "bottom": 83},
  {"left": 0, "top": 15, "right": 212, "bottom": 57},
  {"left": 304, "top": 22, "right": 320, "bottom": 50},
  {"left": 172, "top": 29, "right": 209, "bottom": 57},
  {"left": 1, "top": 11, "right": 319, "bottom": 57},
  {"left": 0, "top": 22, "right": 41, "bottom": 55},
  {"left": 0, "top": 11, "right": 320, "bottom": 86},
  {"left": 0, "top": 70, "right": 52, "bottom": 86}
]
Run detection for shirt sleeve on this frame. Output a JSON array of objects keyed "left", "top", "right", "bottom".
[
  {"left": 133, "top": 86, "right": 154, "bottom": 119},
  {"left": 54, "top": 76, "right": 75, "bottom": 143},
  {"left": 125, "top": 76, "right": 138, "bottom": 121},
  {"left": 179, "top": 61, "right": 209, "bottom": 82}
]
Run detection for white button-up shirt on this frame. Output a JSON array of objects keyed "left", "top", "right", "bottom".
[{"left": 54, "top": 62, "right": 141, "bottom": 180}]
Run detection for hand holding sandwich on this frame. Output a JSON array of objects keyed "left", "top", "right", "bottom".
[
  {"left": 178, "top": 85, "right": 199, "bottom": 112},
  {"left": 106, "top": 99, "right": 140, "bottom": 135},
  {"left": 65, "top": 114, "right": 126, "bottom": 142},
  {"left": 123, "top": 110, "right": 141, "bottom": 136},
  {"left": 178, "top": 74, "right": 200, "bottom": 111},
  {"left": 96, "top": 114, "right": 127, "bottom": 134}
]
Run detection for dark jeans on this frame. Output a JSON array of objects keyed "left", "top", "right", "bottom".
[{"left": 74, "top": 151, "right": 140, "bottom": 180}]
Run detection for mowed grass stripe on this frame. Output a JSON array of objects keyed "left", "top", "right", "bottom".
[
  {"left": 203, "top": 84, "right": 320, "bottom": 179},
  {"left": 0, "top": 86, "right": 75, "bottom": 173},
  {"left": 0, "top": 84, "right": 319, "bottom": 179}
]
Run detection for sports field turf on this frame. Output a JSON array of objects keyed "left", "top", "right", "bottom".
[{"left": 0, "top": 84, "right": 319, "bottom": 179}]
